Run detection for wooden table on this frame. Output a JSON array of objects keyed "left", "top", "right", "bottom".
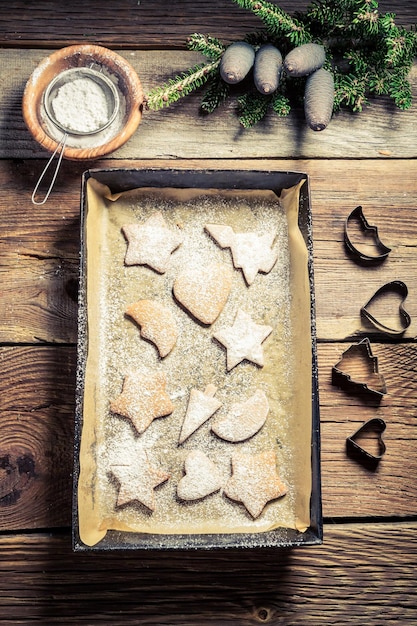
[{"left": 1, "top": 1, "right": 416, "bottom": 623}]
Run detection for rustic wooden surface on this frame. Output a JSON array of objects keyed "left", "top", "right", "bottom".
[{"left": 0, "top": 1, "right": 416, "bottom": 623}]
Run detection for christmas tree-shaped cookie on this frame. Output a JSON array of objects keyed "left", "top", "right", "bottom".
[{"left": 179, "top": 384, "right": 222, "bottom": 444}]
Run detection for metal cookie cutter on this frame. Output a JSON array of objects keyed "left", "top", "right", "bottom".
[
  {"left": 344, "top": 205, "right": 391, "bottom": 263},
  {"left": 332, "top": 338, "right": 387, "bottom": 399},
  {"left": 346, "top": 418, "right": 386, "bottom": 468},
  {"left": 361, "top": 280, "right": 411, "bottom": 336}
]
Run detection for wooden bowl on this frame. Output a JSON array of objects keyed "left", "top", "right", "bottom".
[{"left": 22, "top": 44, "right": 144, "bottom": 160}]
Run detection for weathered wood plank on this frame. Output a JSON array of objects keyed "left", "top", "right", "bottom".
[
  {"left": 1, "top": 49, "right": 416, "bottom": 159},
  {"left": 0, "top": 0, "right": 415, "bottom": 47},
  {"left": 0, "top": 524, "right": 415, "bottom": 624},
  {"left": 0, "top": 347, "right": 75, "bottom": 529},
  {"left": 1, "top": 159, "right": 416, "bottom": 343},
  {"left": 0, "top": 343, "right": 416, "bottom": 531}
]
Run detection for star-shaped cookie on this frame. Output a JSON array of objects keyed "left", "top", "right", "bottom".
[
  {"left": 205, "top": 224, "right": 278, "bottom": 285},
  {"left": 111, "top": 454, "right": 170, "bottom": 511},
  {"left": 122, "top": 211, "right": 183, "bottom": 273},
  {"left": 110, "top": 370, "right": 174, "bottom": 434},
  {"left": 213, "top": 309, "right": 273, "bottom": 371},
  {"left": 224, "top": 449, "right": 287, "bottom": 518}
]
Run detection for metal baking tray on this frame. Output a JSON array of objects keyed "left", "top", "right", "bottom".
[{"left": 73, "top": 167, "right": 322, "bottom": 550}]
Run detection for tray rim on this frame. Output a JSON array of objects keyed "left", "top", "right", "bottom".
[{"left": 73, "top": 166, "right": 323, "bottom": 551}]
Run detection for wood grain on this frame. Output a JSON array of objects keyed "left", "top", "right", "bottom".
[
  {"left": 0, "top": 343, "right": 416, "bottom": 531},
  {"left": 0, "top": 524, "right": 415, "bottom": 624},
  {"left": 0, "top": 0, "right": 415, "bottom": 48},
  {"left": 1, "top": 49, "right": 416, "bottom": 159},
  {"left": 1, "top": 159, "right": 416, "bottom": 343}
]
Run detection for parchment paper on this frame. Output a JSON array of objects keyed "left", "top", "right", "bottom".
[{"left": 77, "top": 178, "right": 313, "bottom": 547}]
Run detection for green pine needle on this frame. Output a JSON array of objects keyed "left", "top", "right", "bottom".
[
  {"left": 145, "top": 0, "right": 417, "bottom": 126},
  {"left": 146, "top": 60, "right": 220, "bottom": 110},
  {"left": 187, "top": 33, "right": 225, "bottom": 59},
  {"left": 200, "top": 76, "right": 230, "bottom": 113},
  {"left": 237, "top": 92, "right": 272, "bottom": 127},
  {"left": 232, "top": 0, "right": 311, "bottom": 46}
]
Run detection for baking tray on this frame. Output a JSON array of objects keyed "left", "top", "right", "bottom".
[{"left": 73, "top": 168, "right": 322, "bottom": 550}]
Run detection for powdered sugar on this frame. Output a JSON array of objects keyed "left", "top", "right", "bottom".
[
  {"left": 86, "top": 186, "right": 303, "bottom": 536},
  {"left": 51, "top": 76, "right": 111, "bottom": 133}
]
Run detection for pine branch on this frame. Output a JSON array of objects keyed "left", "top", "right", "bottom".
[
  {"left": 145, "top": 0, "right": 417, "bottom": 126},
  {"left": 271, "top": 92, "right": 291, "bottom": 116},
  {"left": 232, "top": 0, "right": 311, "bottom": 46},
  {"left": 200, "top": 76, "right": 230, "bottom": 113},
  {"left": 187, "top": 33, "right": 225, "bottom": 59},
  {"left": 146, "top": 60, "right": 220, "bottom": 110},
  {"left": 237, "top": 91, "right": 272, "bottom": 127}
]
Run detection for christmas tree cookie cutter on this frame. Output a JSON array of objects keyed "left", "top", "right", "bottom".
[
  {"left": 332, "top": 338, "right": 387, "bottom": 398},
  {"left": 344, "top": 205, "right": 391, "bottom": 263}
]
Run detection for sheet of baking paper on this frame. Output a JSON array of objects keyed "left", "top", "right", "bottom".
[{"left": 78, "top": 178, "right": 312, "bottom": 547}]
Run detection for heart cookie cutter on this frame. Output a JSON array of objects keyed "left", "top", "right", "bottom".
[
  {"left": 344, "top": 206, "right": 391, "bottom": 264},
  {"left": 332, "top": 338, "right": 387, "bottom": 398},
  {"left": 346, "top": 418, "right": 386, "bottom": 467},
  {"left": 361, "top": 280, "right": 411, "bottom": 336}
]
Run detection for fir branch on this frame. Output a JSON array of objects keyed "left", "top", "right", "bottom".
[
  {"left": 232, "top": 0, "right": 311, "bottom": 46},
  {"left": 146, "top": 60, "right": 220, "bottom": 110},
  {"left": 145, "top": 0, "right": 417, "bottom": 126},
  {"left": 200, "top": 76, "right": 230, "bottom": 113},
  {"left": 237, "top": 91, "right": 272, "bottom": 127},
  {"left": 271, "top": 92, "right": 291, "bottom": 117},
  {"left": 387, "top": 74, "right": 413, "bottom": 109},
  {"left": 334, "top": 73, "right": 369, "bottom": 111},
  {"left": 187, "top": 33, "right": 225, "bottom": 59}
]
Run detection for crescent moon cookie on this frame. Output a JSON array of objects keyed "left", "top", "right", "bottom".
[
  {"left": 125, "top": 299, "right": 178, "bottom": 358},
  {"left": 110, "top": 370, "right": 174, "bottom": 435},
  {"left": 173, "top": 261, "right": 233, "bottom": 325},
  {"left": 122, "top": 211, "right": 183, "bottom": 273},
  {"left": 177, "top": 450, "right": 223, "bottom": 501},
  {"left": 213, "top": 309, "right": 273, "bottom": 371},
  {"left": 205, "top": 223, "right": 278, "bottom": 285},
  {"left": 179, "top": 384, "right": 222, "bottom": 444},
  {"left": 211, "top": 389, "right": 269, "bottom": 442},
  {"left": 111, "top": 453, "right": 170, "bottom": 511},
  {"left": 224, "top": 449, "right": 287, "bottom": 518}
]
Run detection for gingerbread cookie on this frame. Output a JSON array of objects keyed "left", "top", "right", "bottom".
[
  {"left": 177, "top": 450, "right": 223, "bottom": 501},
  {"left": 122, "top": 211, "right": 183, "bottom": 273},
  {"left": 125, "top": 299, "right": 178, "bottom": 358},
  {"left": 205, "top": 223, "right": 278, "bottom": 285},
  {"left": 179, "top": 384, "right": 222, "bottom": 444},
  {"left": 213, "top": 309, "right": 273, "bottom": 371},
  {"left": 110, "top": 370, "right": 174, "bottom": 434},
  {"left": 173, "top": 261, "right": 233, "bottom": 325},
  {"left": 211, "top": 389, "right": 269, "bottom": 442},
  {"left": 224, "top": 450, "right": 287, "bottom": 518},
  {"left": 111, "top": 453, "right": 170, "bottom": 511}
]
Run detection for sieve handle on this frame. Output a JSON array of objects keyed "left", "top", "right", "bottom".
[{"left": 31, "top": 133, "right": 68, "bottom": 205}]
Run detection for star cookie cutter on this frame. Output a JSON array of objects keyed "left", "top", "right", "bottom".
[
  {"left": 332, "top": 338, "right": 387, "bottom": 398},
  {"left": 346, "top": 418, "right": 386, "bottom": 467},
  {"left": 361, "top": 280, "right": 411, "bottom": 336},
  {"left": 344, "top": 206, "right": 391, "bottom": 264}
]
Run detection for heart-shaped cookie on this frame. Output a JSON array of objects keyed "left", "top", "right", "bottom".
[
  {"left": 177, "top": 450, "right": 223, "bottom": 501},
  {"left": 173, "top": 262, "right": 233, "bottom": 325},
  {"left": 346, "top": 418, "right": 386, "bottom": 468}
]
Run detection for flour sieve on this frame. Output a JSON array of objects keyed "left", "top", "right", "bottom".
[{"left": 32, "top": 67, "right": 120, "bottom": 205}]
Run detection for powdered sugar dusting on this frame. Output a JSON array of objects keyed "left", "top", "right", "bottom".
[{"left": 87, "top": 187, "right": 301, "bottom": 536}]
